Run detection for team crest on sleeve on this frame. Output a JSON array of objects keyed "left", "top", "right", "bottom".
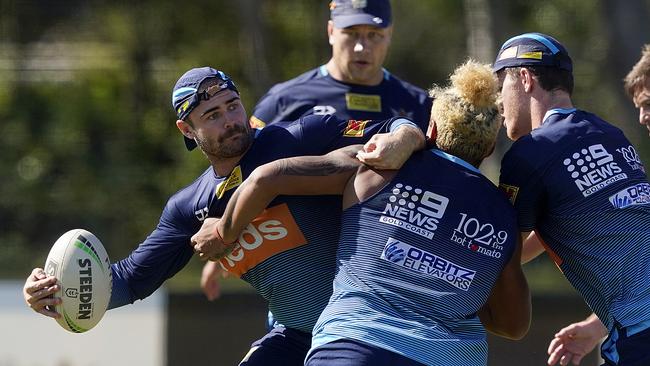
[
  {"left": 343, "top": 120, "right": 369, "bottom": 137},
  {"left": 249, "top": 116, "right": 266, "bottom": 129},
  {"left": 499, "top": 184, "right": 519, "bottom": 205},
  {"left": 216, "top": 165, "right": 243, "bottom": 198}
]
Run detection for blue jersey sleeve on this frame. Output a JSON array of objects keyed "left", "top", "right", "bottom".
[
  {"left": 108, "top": 198, "right": 195, "bottom": 309},
  {"left": 289, "top": 114, "right": 417, "bottom": 155},
  {"left": 251, "top": 87, "right": 317, "bottom": 127},
  {"left": 250, "top": 90, "right": 281, "bottom": 127},
  {"left": 499, "top": 141, "right": 545, "bottom": 232}
]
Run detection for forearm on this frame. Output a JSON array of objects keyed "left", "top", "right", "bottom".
[
  {"left": 583, "top": 313, "right": 608, "bottom": 337},
  {"left": 480, "top": 239, "right": 531, "bottom": 339},
  {"left": 108, "top": 221, "right": 195, "bottom": 308},
  {"left": 480, "top": 270, "right": 531, "bottom": 339},
  {"left": 389, "top": 118, "right": 426, "bottom": 152},
  {"left": 218, "top": 167, "right": 280, "bottom": 243},
  {"left": 521, "top": 231, "right": 545, "bottom": 264},
  {"left": 218, "top": 148, "right": 360, "bottom": 243},
  {"left": 107, "top": 267, "right": 134, "bottom": 309}
]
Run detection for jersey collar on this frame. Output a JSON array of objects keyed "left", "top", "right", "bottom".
[
  {"left": 430, "top": 148, "right": 480, "bottom": 174},
  {"left": 542, "top": 107, "right": 577, "bottom": 124},
  {"left": 319, "top": 65, "right": 390, "bottom": 81}
]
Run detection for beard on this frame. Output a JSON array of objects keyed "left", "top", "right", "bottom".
[{"left": 197, "top": 124, "right": 253, "bottom": 159}]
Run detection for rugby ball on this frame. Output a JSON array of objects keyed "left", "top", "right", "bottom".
[{"left": 44, "top": 229, "right": 112, "bottom": 333}]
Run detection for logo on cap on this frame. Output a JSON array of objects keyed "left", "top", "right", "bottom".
[{"left": 493, "top": 33, "right": 572, "bottom": 73}]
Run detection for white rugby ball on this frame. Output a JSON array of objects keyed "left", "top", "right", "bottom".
[{"left": 44, "top": 229, "right": 112, "bottom": 333}]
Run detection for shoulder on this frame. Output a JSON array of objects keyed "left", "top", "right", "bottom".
[
  {"left": 264, "top": 67, "right": 325, "bottom": 96},
  {"left": 253, "top": 114, "right": 339, "bottom": 142},
  {"left": 164, "top": 167, "right": 214, "bottom": 217},
  {"left": 410, "top": 151, "right": 517, "bottom": 220},
  {"left": 384, "top": 71, "right": 429, "bottom": 99}
]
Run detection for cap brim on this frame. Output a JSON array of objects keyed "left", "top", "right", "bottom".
[
  {"left": 184, "top": 136, "right": 197, "bottom": 151},
  {"left": 332, "top": 14, "right": 389, "bottom": 28}
]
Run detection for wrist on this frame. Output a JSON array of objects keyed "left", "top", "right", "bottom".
[{"left": 216, "top": 222, "right": 235, "bottom": 245}]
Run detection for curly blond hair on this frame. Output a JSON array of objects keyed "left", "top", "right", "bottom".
[
  {"left": 429, "top": 60, "right": 501, "bottom": 166},
  {"left": 624, "top": 44, "right": 650, "bottom": 98}
]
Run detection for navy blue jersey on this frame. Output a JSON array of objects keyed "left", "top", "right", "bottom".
[
  {"left": 109, "top": 114, "right": 414, "bottom": 333},
  {"left": 310, "top": 149, "right": 518, "bottom": 366},
  {"left": 250, "top": 66, "right": 431, "bottom": 132},
  {"left": 499, "top": 108, "right": 650, "bottom": 330}
]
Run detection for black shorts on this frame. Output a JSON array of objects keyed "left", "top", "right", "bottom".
[
  {"left": 239, "top": 326, "right": 311, "bottom": 366},
  {"left": 305, "top": 339, "right": 426, "bottom": 366},
  {"left": 601, "top": 321, "right": 650, "bottom": 366}
]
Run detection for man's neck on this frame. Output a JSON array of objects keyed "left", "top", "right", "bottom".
[
  {"left": 209, "top": 156, "right": 243, "bottom": 178},
  {"left": 325, "top": 59, "right": 383, "bottom": 86},
  {"left": 531, "top": 90, "right": 574, "bottom": 129}
]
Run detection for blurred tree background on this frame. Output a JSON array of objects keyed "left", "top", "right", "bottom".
[{"left": 0, "top": 0, "right": 648, "bottom": 293}]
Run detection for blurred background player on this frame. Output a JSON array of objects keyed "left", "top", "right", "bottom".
[
  {"left": 494, "top": 33, "right": 650, "bottom": 366},
  {"left": 200, "top": 0, "right": 431, "bottom": 304},
  {"left": 204, "top": 60, "right": 530, "bottom": 366},
  {"left": 545, "top": 43, "right": 650, "bottom": 366},
  {"left": 23, "top": 66, "right": 425, "bottom": 366},
  {"left": 626, "top": 44, "right": 650, "bottom": 136},
  {"left": 249, "top": 0, "right": 431, "bottom": 128}
]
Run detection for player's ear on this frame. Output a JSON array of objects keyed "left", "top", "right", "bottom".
[
  {"left": 426, "top": 118, "right": 437, "bottom": 146},
  {"left": 176, "top": 119, "right": 195, "bottom": 140},
  {"left": 327, "top": 20, "right": 335, "bottom": 46},
  {"left": 520, "top": 68, "right": 534, "bottom": 93}
]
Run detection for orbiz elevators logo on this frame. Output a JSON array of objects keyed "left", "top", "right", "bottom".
[
  {"left": 379, "top": 183, "right": 449, "bottom": 239},
  {"left": 563, "top": 144, "right": 627, "bottom": 197},
  {"left": 380, "top": 238, "right": 476, "bottom": 291},
  {"left": 608, "top": 183, "right": 650, "bottom": 209}
]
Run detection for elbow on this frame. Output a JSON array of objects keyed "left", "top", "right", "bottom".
[
  {"left": 248, "top": 164, "right": 279, "bottom": 188},
  {"left": 501, "top": 321, "right": 531, "bottom": 340},
  {"left": 481, "top": 295, "right": 532, "bottom": 340},
  {"left": 488, "top": 317, "right": 531, "bottom": 340}
]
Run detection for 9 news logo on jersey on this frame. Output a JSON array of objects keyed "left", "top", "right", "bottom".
[
  {"left": 378, "top": 183, "right": 449, "bottom": 239},
  {"left": 563, "top": 144, "right": 627, "bottom": 197}
]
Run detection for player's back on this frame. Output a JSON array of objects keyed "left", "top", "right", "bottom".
[
  {"left": 311, "top": 149, "right": 518, "bottom": 366},
  {"left": 500, "top": 108, "right": 650, "bottom": 329}
]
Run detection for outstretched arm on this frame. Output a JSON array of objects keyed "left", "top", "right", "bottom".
[
  {"left": 217, "top": 145, "right": 363, "bottom": 244},
  {"left": 478, "top": 235, "right": 531, "bottom": 340}
]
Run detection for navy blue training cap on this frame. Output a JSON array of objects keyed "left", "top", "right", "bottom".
[
  {"left": 493, "top": 33, "right": 573, "bottom": 73},
  {"left": 171, "top": 67, "right": 239, "bottom": 150},
  {"left": 330, "top": 0, "right": 391, "bottom": 28}
]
